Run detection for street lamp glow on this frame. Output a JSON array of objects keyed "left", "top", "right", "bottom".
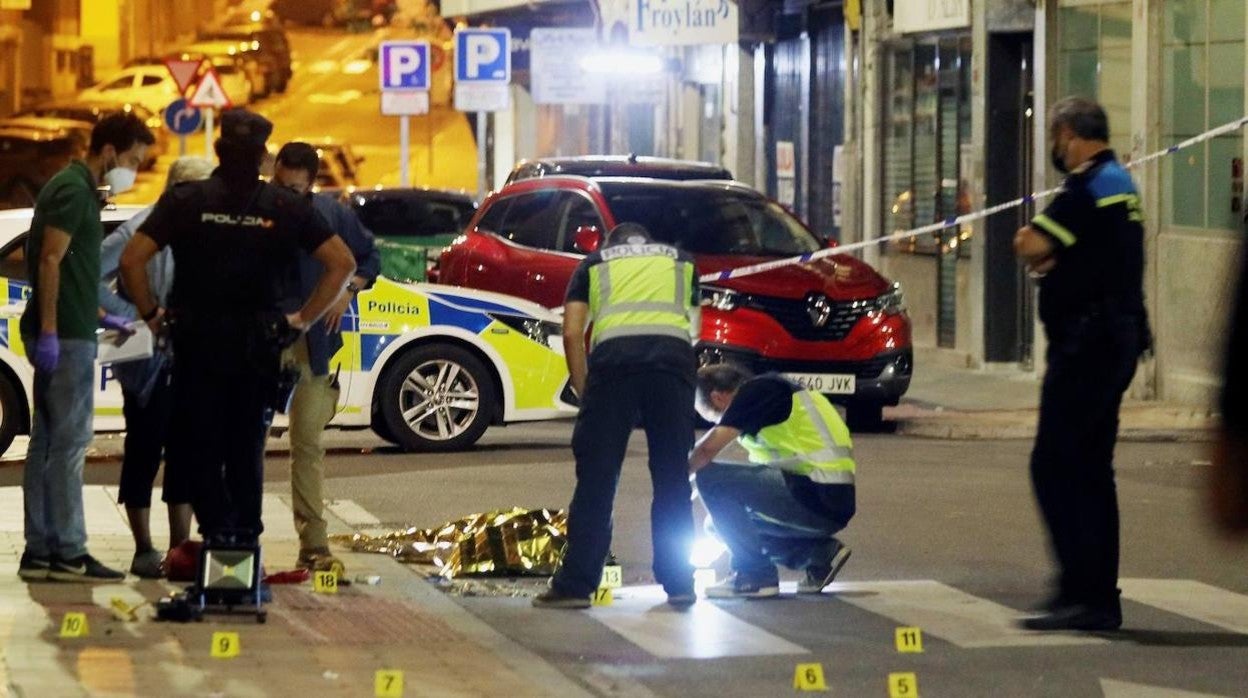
[{"left": 580, "top": 50, "right": 663, "bottom": 75}]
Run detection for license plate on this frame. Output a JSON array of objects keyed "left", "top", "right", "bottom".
[{"left": 783, "top": 373, "right": 856, "bottom": 395}]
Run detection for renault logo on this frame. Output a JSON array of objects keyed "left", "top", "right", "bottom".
[{"left": 806, "top": 293, "right": 832, "bottom": 327}]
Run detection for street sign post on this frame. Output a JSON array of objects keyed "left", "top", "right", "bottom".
[
  {"left": 379, "top": 40, "right": 431, "bottom": 188},
  {"left": 188, "top": 68, "right": 232, "bottom": 159},
  {"left": 163, "top": 98, "right": 203, "bottom": 156},
  {"left": 454, "top": 28, "right": 510, "bottom": 199}
]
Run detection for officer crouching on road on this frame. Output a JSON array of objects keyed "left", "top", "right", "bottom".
[
  {"left": 119, "top": 109, "right": 356, "bottom": 549},
  {"left": 689, "top": 365, "right": 855, "bottom": 599},
  {"left": 534, "top": 223, "right": 700, "bottom": 609},
  {"left": 1013, "top": 97, "right": 1150, "bottom": 632}
]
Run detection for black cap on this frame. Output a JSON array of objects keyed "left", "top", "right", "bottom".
[{"left": 218, "top": 108, "right": 272, "bottom": 147}]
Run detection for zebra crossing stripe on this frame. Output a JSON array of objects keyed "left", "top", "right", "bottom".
[
  {"left": 1100, "top": 678, "right": 1234, "bottom": 698},
  {"left": 592, "top": 585, "right": 808, "bottom": 659},
  {"left": 1120, "top": 579, "right": 1248, "bottom": 635},
  {"left": 824, "top": 580, "right": 1107, "bottom": 649}
]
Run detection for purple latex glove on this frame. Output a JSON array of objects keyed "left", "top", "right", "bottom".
[
  {"left": 99, "top": 313, "right": 136, "bottom": 336},
  {"left": 33, "top": 332, "right": 58, "bottom": 373}
]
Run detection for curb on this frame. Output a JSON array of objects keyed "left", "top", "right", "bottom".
[{"left": 894, "top": 421, "right": 1215, "bottom": 442}]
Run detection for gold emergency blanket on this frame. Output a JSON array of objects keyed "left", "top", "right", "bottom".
[{"left": 329, "top": 508, "right": 567, "bottom": 578}]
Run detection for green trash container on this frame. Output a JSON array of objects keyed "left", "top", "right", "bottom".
[{"left": 377, "top": 239, "right": 428, "bottom": 283}]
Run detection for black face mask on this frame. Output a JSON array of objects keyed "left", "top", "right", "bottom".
[{"left": 1051, "top": 140, "right": 1070, "bottom": 174}]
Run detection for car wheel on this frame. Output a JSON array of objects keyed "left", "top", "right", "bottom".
[
  {"left": 377, "top": 343, "right": 496, "bottom": 452},
  {"left": 0, "top": 371, "right": 24, "bottom": 457},
  {"left": 845, "top": 401, "right": 886, "bottom": 433}
]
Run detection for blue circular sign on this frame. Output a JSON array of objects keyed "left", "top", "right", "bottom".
[{"left": 163, "top": 99, "right": 203, "bottom": 136}]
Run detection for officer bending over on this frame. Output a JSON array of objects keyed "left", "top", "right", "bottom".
[
  {"left": 689, "top": 365, "right": 855, "bottom": 599},
  {"left": 119, "top": 109, "right": 356, "bottom": 546}
]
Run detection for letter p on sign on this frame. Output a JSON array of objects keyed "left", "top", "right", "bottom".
[
  {"left": 380, "top": 41, "right": 430, "bottom": 90},
  {"left": 455, "top": 28, "right": 510, "bottom": 83}
]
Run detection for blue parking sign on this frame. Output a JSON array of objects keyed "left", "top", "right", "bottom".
[
  {"left": 379, "top": 41, "right": 430, "bottom": 90},
  {"left": 455, "top": 29, "right": 510, "bottom": 83}
]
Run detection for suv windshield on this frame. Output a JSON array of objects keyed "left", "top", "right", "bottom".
[{"left": 599, "top": 184, "right": 822, "bottom": 256}]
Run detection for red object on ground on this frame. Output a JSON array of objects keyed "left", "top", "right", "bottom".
[
  {"left": 164, "top": 540, "right": 202, "bottom": 582},
  {"left": 264, "top": 568, "right": 311, "bottom": 585}
]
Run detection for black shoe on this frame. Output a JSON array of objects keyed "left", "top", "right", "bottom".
[
  {"left": 531, "top": 587, "right": 591, "bottom": 609},
  {"left": 18, "top": 552, "right": 51, "bottom": 582},
  {"left": 706, "top": 572, "right": 780, "bottom": 599},
  {"left": 798, "top": 543, "right": 852, "bottom": 594},
  {"left": 48, "top": 554, "right": 126, "bottom": 583},
  {"left": 1019, "top": 604, "right": 1122, "bottom": 632}
]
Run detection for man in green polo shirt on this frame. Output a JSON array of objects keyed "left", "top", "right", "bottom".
[{"left": 18, "top": 113, "right": 154, "bottom": 583}]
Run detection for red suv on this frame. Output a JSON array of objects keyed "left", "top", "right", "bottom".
[{"left": 438, "top": 176, "right": 912, "bottom": 426}]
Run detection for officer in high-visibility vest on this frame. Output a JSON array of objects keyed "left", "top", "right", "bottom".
[
  {"left": 689, "top": 364, "right": 855, "bottom": 598},
  {"left": 534, "top": 223, "right": 700, "bottom": 609}
]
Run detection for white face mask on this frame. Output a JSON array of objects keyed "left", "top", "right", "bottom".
[{"left": 104, "top": 164, "right": 137, "bottom": 195}]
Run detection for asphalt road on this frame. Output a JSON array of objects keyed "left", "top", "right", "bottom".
[{"left": 19, "top": 421, "right": 1244, "bottom": 697}]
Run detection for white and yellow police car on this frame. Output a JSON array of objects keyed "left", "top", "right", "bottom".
[{"left": 0, "top": 205, "right": 576, "bottom": 455}]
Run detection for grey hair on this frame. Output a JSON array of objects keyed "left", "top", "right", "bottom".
[
  {"left": 696, "top": 364, "right": 752, "bottom": 405},
  {"left": 1049, "top": 96, "right": 1110, "bottom": 142},
  {"left": 606, "top": 222, "right": 653, "bottom": 246},
  {"left": 165, "top": 156, "right": 214, "bottom": 190}
]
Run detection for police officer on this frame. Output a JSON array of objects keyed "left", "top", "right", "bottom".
[
  {"left": 533, "top": 223, "right": 700, "bottom": 608},
  {"left": 1013, "top": 97, "right": 1150, "bottom": 631},
  {"left": 119, "top": 109, "right": 356, "bottom": 547},
  {"left": 688, "top": 365, "right": 855, "bottom": 599}
]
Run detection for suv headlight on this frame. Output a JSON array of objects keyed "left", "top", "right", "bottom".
[
  {"left": 491, "top": 313, "right": 563, "bottom": 349},
  {"left": 873, "top": 282, "right": 905, "bottom": 316},
  {"left": 700, "top": 286, "right": 741, "bottom": 311}
]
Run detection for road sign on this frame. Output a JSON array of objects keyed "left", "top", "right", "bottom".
[
  {"left": 189, "top": 68, "right": 232, "bottom": 110},
  {"left": 455, "top": 28, "right": 510, "bottom": 83},
  {"left": 381, "top": 91, "right": 429, "bottom": 116},
  {"left": 163, "top": 99, "right": 202, "bottom": 136},
  {"left": 379, "top": 41, "right": 430, "bottom": 91},
  {"left": 164, "top": 58, "right": 205, "bottom": 95}
]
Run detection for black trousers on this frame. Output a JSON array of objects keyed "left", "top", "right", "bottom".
[
  {"left": 552, "top": 368, "right": 696, "bottom": 597},
  {"left": 118, "top": 366, "right": 189, "bottom": 508},
  {"left": 1030, "top": 315, "right": 1142, "bottom": 608},
  {"left": 169, "top": 351, "right": 273, "bottom": 541}
]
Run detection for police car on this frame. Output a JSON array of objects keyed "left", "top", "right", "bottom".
[{"left": 0, "top": 205, "right": 576, "bottom": 455}]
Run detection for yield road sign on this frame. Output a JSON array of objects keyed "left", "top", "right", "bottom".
[
  {"left": 164, "top": 58, "right": 205, "bottom": 94},
  {"left": 163, "top": 99, "right": 202, "bottom": 135},
  {"left": 455, "top": 28, "right": 510, "bottom": 83},
  {"left": 188, "top": 68, "right": 232, "bottom": 110},
  {"left": 379, "top": 41, "right": 430, "bottom": 91}
]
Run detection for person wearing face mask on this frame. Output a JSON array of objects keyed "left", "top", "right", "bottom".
[
  {"left": 271, "top": 141, "right": 379, "bottom": 575},
  {"left": 98, "top": 156, "right": 214, "bottom": 578},
  {"left": 18, "top": 112, "right": 155, "bottom": 583},
  {"left": 119, "top": 109, "right": 356, "bottom": 562},
  {"left": 1012, "top": 97, "right": 1151, "bottom": 631}
]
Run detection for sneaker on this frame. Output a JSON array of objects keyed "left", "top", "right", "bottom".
[
  {"left": 705, "top": 572, "right": 780, "bottom": 599},
  {"left": 48, "top": 554, "right": 125, "bottom": 583},
  {"left": 18, "top": 552, "right": 51, "bottom": 582},
  {"left": 297, "top": 548, "right": 346, "bottom": 576},
  {"left": 129, "top": 550, "right": 165, "bottom": 579},
  {"left": 531, "top": 588, "right": 591, "bottom": 609},
  {"left": 797, "top": 543, "right": 853, "bottom": 594}
]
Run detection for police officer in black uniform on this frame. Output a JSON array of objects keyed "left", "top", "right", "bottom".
[
  {"left": 1013, "top": 97, "right": 1150, "bottom": 631},
  {"left": 119, "top": 109, "right": 355, "bottom": 547}
]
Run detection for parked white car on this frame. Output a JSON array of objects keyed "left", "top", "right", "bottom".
[
  {"left": 0, "top": 205, "right": 577, "bottom": 455},
  {"left": 78, "top": 67, "right": 180, "bottom": 115}
]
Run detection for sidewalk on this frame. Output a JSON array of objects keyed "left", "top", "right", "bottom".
[
  {"left": 0, "top": 486, "right": 591, "bottom": 697},
  {"left": 887, "top": 347, "right": 1218, "bottom": 441}
]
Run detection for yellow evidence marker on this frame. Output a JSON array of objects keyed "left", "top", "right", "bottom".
[
  {"left": 211, "top": 631, "right": 241, "bottom": 658},
  {"left": 591, "top": 588, "right": 613, "bottom": 606},
  {"left": 59, "top": 612, "right": 88, "bottom": 638},
  {"left": 375, "top": 669, "right": 404, "bottom": 697},
  {"left": 600, "top": 565, "right": 623, "bottom": 589},
  {"left": 894, "top": 627, "right": 923, "bottom": 653},
  {"left": 888, "top": 672, "right": 919, "bottom": 698},
  {"left": 792, "top": 663, "right": 829, "bottom": 691},
  {"left": 313, "top": 570, "right": 339, "bottom": 594}
]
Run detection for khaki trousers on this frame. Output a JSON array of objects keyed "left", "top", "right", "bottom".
[{"left": 286, "top": 339, "right": 339, "bottom": 552}]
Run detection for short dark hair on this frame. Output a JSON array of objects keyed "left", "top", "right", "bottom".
[
  {"left": 89, "top": 112, "right": 155, "bottom": 155},
  {"left": 696, "top": 364, "right": 752, "bottom": 403},
  {"left": 214, "top": 137, "right": 267, "bottom": 172},
  {"left": 275, "top": 142, "right": 321, "bottom": 180},
  {"left": 1049, "top": 96, "right": 1110, "bottom": 142}
]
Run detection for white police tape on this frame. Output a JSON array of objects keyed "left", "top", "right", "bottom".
[{"left": 701, "top": 114, "right": 1248, "bottom": 284}]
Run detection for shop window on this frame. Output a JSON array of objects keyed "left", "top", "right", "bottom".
[
  {"left": 1160, "top": 0, "right": 1245, "bottom": 230},
  {"left": 1057, "top": 2, "right": 1133, "bottom": 159}
]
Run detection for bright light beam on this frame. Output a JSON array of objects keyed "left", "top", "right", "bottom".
[{"left": 689, "top": 535, "right": 727, "bottom": 569}]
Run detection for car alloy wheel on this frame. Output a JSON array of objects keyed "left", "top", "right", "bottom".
[
  {"left": 376, "top": 342, "right": 496, "bottom": 452},
  {"left": 400, "top": 359, "right": 480, "bottom": 441}
]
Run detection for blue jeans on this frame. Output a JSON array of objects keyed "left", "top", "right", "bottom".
[
  {"left": 23, "top": 338, "right": 96, "bottom": 559},
  {"left": 696, "top": 463, "right": 853, "bottom": 579}
]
